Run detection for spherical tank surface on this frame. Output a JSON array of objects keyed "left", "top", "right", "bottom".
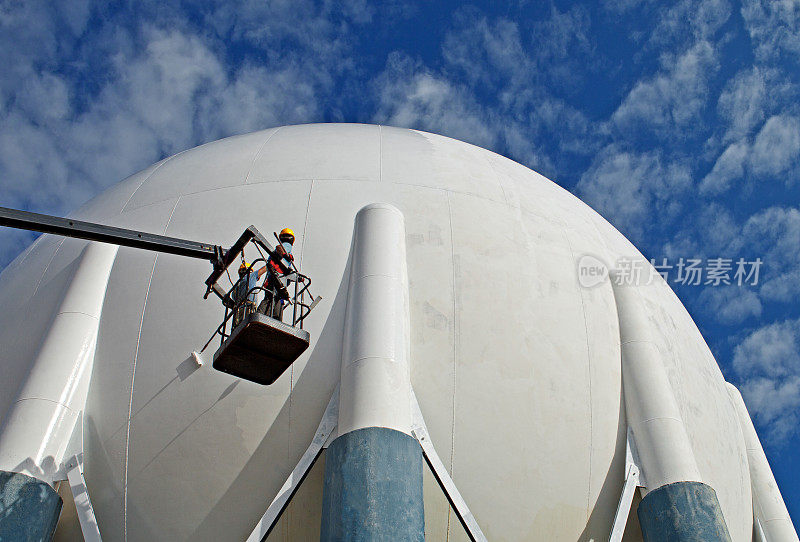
[{"left": 0, "top": 123, "right": 752, "bottom": 541}]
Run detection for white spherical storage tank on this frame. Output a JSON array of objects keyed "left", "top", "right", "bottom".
[{"left": 0, "top": 123, "right": 794, "bottom": 541}]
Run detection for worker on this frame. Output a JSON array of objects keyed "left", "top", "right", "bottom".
[
  {"left": 259, "top": 228, "right": 297, "bottom": 320},
  {"left": 232, "top": 260, "right": 267, "bottom": 327}
]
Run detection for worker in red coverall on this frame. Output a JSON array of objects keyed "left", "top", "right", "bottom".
[{"left": 259, "top": 228, "right": 297, "bottom": 321}]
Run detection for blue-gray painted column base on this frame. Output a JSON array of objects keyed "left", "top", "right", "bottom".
[
  {"left": 321, "top": 427, "right": 424, "bottom": 542},
  {"left": 0, "top": 470, "right": 62, "bottom": 541},
  {"left": 638, "top": 481, "right": 732, "bottom": 542}
]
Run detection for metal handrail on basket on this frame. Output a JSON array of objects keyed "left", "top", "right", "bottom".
[{"left": 200, "top": 257, "right": 314, "bottom": 353}]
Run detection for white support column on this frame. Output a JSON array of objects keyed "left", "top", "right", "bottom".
[
  {"left": 0, "top": 241, "right": 118, "bottom": 482},
  {"left": 321, "top": 203, "right": 422, "bottom": 542},
  {"left": 337, "top": 203, "right": 412, "bottom": 436},
  {"left": 612, "top": 278, "right": 731, "bottom": 541},
  {"left": 727, "top": 383, "right": 800, "bottom": 542},
  {"left": 611, "top": 278, "right": 702, "bottom": 493}
]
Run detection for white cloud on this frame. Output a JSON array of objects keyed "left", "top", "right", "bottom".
[
  {"left": 750, "top": 115, "right": 800, "bottom": 178},
  {"left": 698, "top": 203, "right": 742, "bottom": 251},
  {"left": 741, "top": 206, "right": 800, "bottom": 302},
  {"left": 15, "top": 73, "right": 72, "bottom": 124},
  {"left": 0, "top": 1, "right": 371, "bottom": 268},
  {"left": 692, "top": 0, "right": 733, "bottom": 38},
  {"left": 198, "top": 66, "right": 321, "bottom": 139},
  {"left": 612, "top": 41, "right": 718, "bottom": 134},
  {"left": 700, "top": 115, "right": 800, "bottom": 194},
  {"left": 740, "top": 375, "right": 800, "bottom": 443},
  {"left": 531, "top": 5, "right": 593, "bottom": 71},
  {"left": 575, "top": 146, "right": 691, "bottom": 240},
  {"left": 662, "top": 203, "right": 740, "bottom": 264},
  {"left": 372, "top": 53, "right": 498, "bottom": 151},
  {"left": 743, "top": 206, "right": 800, "bottom": 258},
  {"left": 199, "top": 0, "right": 366, "bottom": 50},
  {"left": 603, "top": 0, "right": 654, "bottom": 13},
  {"left": 759, "top": 269, "right": 800, "bottom": 301},
  {"left": 442, "top": 11, "right": 529, "bottom": 91},
  {"left": 0, "top": 1, "right": 363, "bottom": 170},
  {"left": 741, "top": 0, "right": 800, "bottom": 61},
  {"left": 372, "top": 8, "right": 600, "bottom": 175},
  {"left": 700, "top": 140, "right": 748, "bottom": 194},
  {"left": 660, "top": 202, "right": 741, "bottom": 259},
  {"left": 0, "top": 112, "right": 75, "bottom": 211},
  {"left": 650, "top": 0, "right": 731, "bottom": 45},
  {"left": 698, "top": 285, "right": 762, "bottom": 324},
  {"left": 734, "top": 317, "right": 800, "bottom": 442},
  {"left": 113, "top": 28, "right": 226, "bottom": 150},
  {"left": 424, "top": 7, "right": 598, "bottom": 173},
  {"left": 442, "top": 5, "right": 593, "bottom": 94},
  {"left": 717, "top": 67, "right": 766, "bottom": 143},
  {"left": 0, "top": 27, "right": 230, "bottom": 217}
]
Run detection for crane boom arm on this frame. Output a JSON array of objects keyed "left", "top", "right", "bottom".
[
  {"left": 0, "top": 205, "right": 226, "bottom": 265},
  {"left": 0, "top": 206, "right": 303, "bottom": 303}
]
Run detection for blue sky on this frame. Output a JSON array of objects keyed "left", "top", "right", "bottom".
[{"left": 0, "top": 0, "right": 798, "bottom": 526}]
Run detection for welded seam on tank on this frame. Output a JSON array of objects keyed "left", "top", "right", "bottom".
[
  {"left": 3, "top": 238, "right": 67, "bottom": 375},
  {"left": 122, "top": 197, "right": 180, "bottom": 540},
  {"left": 120, "top": 149, "right": 187, "bottom": 213},
  {"left": 243, "top": 127, "right": 281, "bottom": 185},
  {"left": 482, "top": 149, "right": 510, "bottom": 208},
  {"left": 287, "top": 178, "right": 315, "bottom": 482},
  {"left": 299, "top": 180, "right": 314, "bottom": 267},
  {"left": 392, "top": 181, "right": 507, "bottom": 206},
  {"left": 585, "top": 211, "right": 640, "bottom": 524},
  {"left": 12, "top": 234, "right": 41, "bottom": 269},
  {"left": 118, "top": 178, "right": 508, "bottom": 220},
  {"left": 619, "top": 339, "right": 657, "bottom": 346},
  {"left": 637, "top": 416, "right": 684, "bottom": 424},
  {"left": 123, "top": 252, "right": 158, "bottom": 541},
  {"left": 12, "top": 227, "right": 56, "bottom": 272},
  {"left": 353, "top": 272, "right": 398, "bottom": 279},
  {"left": 445, "top": 190, "right": 458, "bottom": 541},
  {"left": 344, "top": 356, "right": 396, "bottom": 368},
  {"left": 561, "top": 228, "right": 595, "bottom": 519},
  {"left": 31, "top": 237, "right": 65, "bottom": 297},
  {"left": 10, "top": 237, "right": 67, "bottom": 351},
  {"left": 124, "top": 179, "right": 311, "bottom": 212},
  {"left": 52, "top": 310, "right": 98, "bottom": 318},
  {"left": 9, "top": 397, "right": 77, "bottom": 410}
]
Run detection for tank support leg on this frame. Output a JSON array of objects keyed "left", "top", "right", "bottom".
[
  {"left": 246, "top": 387, "right": 340, "bottom": 542},
  {"left": 609, "top": 429, "right": 644, "bottom": 542},
  {"left": 320, "top": 204, "right": 424, "bottom": 542},
  {"left": 64, "top": 454, "right": 102, "bottom": 542},
  {"left": 410, "top": 390, "right": 487, "bottom": 542},
  {"left": 611, "top": 276, "right": 732, "bottom": 542},
  {"left": 727, "top": 384, "right": 799, "bottom": 542},
  {"left": 0, "top": 470, "right": 62, "bottom": 541}
]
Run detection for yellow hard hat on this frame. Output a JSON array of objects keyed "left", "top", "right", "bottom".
[
  {"left": 279, "top": 228, "right": 295, "bottom": 243},
  {"left": 238, "top": 261, "right": 249, "bottom": 274}
]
